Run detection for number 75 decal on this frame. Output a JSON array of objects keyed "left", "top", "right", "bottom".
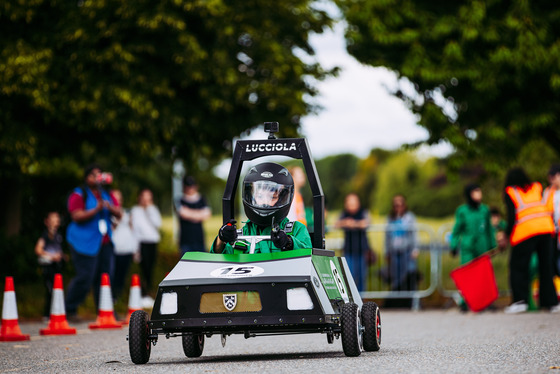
[{"left": 210, "top": 265, "right": 264, "bottom": 278}]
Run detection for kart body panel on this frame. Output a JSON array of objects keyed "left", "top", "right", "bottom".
[{"left": 149, "top": 249, "right": 362, "bottom": 336}]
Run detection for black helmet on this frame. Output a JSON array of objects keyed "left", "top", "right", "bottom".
[{"left": 242, "top": 162, "right": 294, "bottom": 226}]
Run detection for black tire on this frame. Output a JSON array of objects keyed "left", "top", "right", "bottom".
[
  {"left": 182, "top": 333, "right": 205, "bottom": 358},
  {"left": 129, "top": 310, "right": 151, "bottom": 364},
  {"left": 341, "top": 302, "right": 362, "bottom": 357},
  {"left": 361, "top": 301, "right": 381, "bottom": 351}
]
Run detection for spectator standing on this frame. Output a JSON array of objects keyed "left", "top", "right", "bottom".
[
  {"left": 35, "top": 211, "right": 66, "bottom": 319},
  {"left": 544, "top": 164, "right": 560, "bottom": 276},
  {"left": 65, "top": 164, "right": 121, "bottom": 320},
  {"left": 177, "top": 176, "right": 211, "bottom": 256},
  {"left": 287, "top": 166, "right": 307, "bottom": 226},
  {"left": 450, "top": 184, "right": 495, "bottom": 311},
  {"left": 490, "top": 206, "right": 508, "bottom": 252},
  {"left": 111, "top": 189, "right": 139, "bottom": 302},
  {"left": 503, "top": 167, "right": 559, "bottom": 313},
  {"left": 385, "top": 194, "right": 419, "bottom": 294},
  {"left": 131, "top": 189, "right": 162, "bottom": 308},
  {"left": 335, "top": 193, "right": 370, "bottom": 292}
]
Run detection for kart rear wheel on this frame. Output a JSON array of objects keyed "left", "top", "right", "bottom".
[
  {"left": 361, "top": 301, "right": 381, "bottom": 351},
  {"left": 129, "top": 310, "right": 151, "bottom": 364},
  {"left": 341, "top": 302, "right": 362, "bottom": 357},
  {"left": 182, "top": 333, "right": 205, "bottom": 358}
]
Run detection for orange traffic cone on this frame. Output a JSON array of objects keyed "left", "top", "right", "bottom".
[
  {"left": 40, "top": 274, "right": 77, "bottom": 335},
  {"left": 88, "top": 273, "right": 122, "bottom": 330},
  {"left": 0, "top": 276, "right": 30, "bottom": 341},
  {"left": 121, "top": 274, "right": 142, "bottom": 326}
]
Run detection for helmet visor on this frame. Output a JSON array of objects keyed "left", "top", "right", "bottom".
[{"left": 243, "top": 181, "right": 293, "bottom": 208}]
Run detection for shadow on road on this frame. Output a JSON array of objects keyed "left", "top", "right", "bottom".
[{"left": 148, "top": 350, "right": 345, "bottom": 365}]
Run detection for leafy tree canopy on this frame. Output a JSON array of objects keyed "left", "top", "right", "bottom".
[
  {"left": 373, "top": 151, "right": 459, "bottom": 217},
  {"left": 313, "top": 153, "right": 360, "bottom": 209},
  {"left": 336, "top": 0, "right": 560, "bottom": 170},
  {"left": 0, "top": 0, "right": 336, "bottom": 235},
  {"left": 0, "top": 0, "right": 335, "bottom": 177}
]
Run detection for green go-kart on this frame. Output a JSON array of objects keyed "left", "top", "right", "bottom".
[{"left": 128, "top": 123, "right": 381, "bottom": 364}]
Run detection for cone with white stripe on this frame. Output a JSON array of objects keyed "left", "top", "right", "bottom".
[
  {"left": 40, "top": 274, "right": 76, "bottom": 335},
  {"left": 88, "top": 273, "right": 122, "bottom": 330},
  {"left": 0, "top": 276, "right": 30, "bottom": 341},
  {"left": 121, "top": 273, "right": 142, "bottom": 326}
]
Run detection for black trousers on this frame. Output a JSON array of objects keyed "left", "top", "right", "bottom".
[
  {"left": 554, "top": 234, "right": 560, "bottom": 277},
  {"left": 139, "top": 242, "right": 157, "bottom": 296},
  {"left": 40, "top": 262, "right": 63, "bottom": 317},
  {"left": 509, "top": 234, "right": 558, "bottom": 307}
]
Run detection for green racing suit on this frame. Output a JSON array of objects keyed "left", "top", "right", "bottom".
[{"left": 211, "top": 218, "right": 312, "bottom": 254}]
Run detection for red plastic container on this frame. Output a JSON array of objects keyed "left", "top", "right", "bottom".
[{"left": 450, "top": 254, "right": 498, "bottom": 312}]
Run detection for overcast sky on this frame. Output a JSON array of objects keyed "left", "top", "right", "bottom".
[{"left": 300, "top": 22, "right": 452, "bottom": 160}]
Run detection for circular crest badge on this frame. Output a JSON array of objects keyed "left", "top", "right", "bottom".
[{"left": 313, "top": 276, "right": 321, "bottom": 288}]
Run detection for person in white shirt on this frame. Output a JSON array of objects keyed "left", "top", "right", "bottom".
[
  {"left": 111, "top": 190, "right": 139, "bottom": 302},
  {"left": 131, "top": 189, "right": 162, "bottom": 308}
]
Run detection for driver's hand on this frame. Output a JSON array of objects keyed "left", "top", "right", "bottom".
[
  {"left": 219, "top": 219, "right": 238, "bottom": 243},
  {"left": 272, "top": 229, "right": 293, "bottom": 251}
]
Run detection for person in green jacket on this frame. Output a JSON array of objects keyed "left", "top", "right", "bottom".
[
  {"left": 450, "top": 183, "right": 496, "bottom": 311},
  {"left": 212, "top": 162, "right": 312, "bottom": 254},
  {"left": 450, "top": 184, "right": 496, "bottom": 263}
]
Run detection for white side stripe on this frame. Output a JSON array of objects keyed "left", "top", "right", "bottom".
[{"left": 2, "top": 291, "right": 18, "bottom": 320}]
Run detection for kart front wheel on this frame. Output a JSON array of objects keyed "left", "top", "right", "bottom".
[
  {"left": 361, "top": 301, "right": 381, "bottom": 351},
  {"left": 341, "top": 302, "right": 362, "bottom": 357},
  {"left": 129, "top": 310, "right": 151, "bottom": 364},
  {"left": 182, "top": 333, "right": 204, "bottom": 358}
]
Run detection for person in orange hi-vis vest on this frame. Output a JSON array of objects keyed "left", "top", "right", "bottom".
[
  {"left": 287, "top": 166, "right": 307, "bottom": 226},
  {"left": 503, "top": 167, "right": 559, "bottom": 314},
  {"left": 543, "top": 164, "right": 560, "bottom": 277}
]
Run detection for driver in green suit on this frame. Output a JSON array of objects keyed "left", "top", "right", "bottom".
[{"left": 212, "top": 162, "right": 312, "bottom": 254}]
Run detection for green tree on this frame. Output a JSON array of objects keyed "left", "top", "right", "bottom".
[
  {"left": 349, "top": 148, "right": 392, "bottom": 209},
  {"left": 314, "top": 153, "right": 360, "bottom": 210},
  {"left": 373, "top": 151, "right": 464, "bottom": 217},
  {"left": 336, "top": 0, "right": 560, "bottom": 170},
  {"left": 0, "top": 0, "right": 336, "bottom": 236}
]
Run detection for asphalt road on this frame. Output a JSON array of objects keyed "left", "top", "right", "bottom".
[{"left": 1, "top": 310, "right": 559, "bottom": 373}]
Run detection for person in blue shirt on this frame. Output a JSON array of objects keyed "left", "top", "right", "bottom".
[
  {"left": 385, "top": 194, "right": 419, "bottom": 292},
  {"left": 65, "top": 164, "right": 122, "bottom": 320}
]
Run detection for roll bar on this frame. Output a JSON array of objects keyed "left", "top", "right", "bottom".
[{"left": 222, "top": 124, "right": 325, "bottom": 249}]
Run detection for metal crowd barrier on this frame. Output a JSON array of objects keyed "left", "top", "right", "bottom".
[
  {"left": 326, "top": 222, "right": 511, "bottom": 310},
  {"left": 435, "top": 222, "right": 461, "bottom": 303},
  {"left": 326, "top": 223, "right": 439, "bottom": 311}
]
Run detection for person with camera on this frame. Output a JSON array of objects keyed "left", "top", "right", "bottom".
[
  {"left": 212, "top": 162, "right": 311, "bottom": 254},
  {"left": 65, "top": 164, "right": 122, "bottom": 321}
]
